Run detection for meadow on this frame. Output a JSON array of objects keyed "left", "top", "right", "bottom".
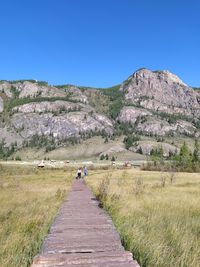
[
  {"left": 0, "top": 165, "right": 73, "bottom": 267},
  {"left": 0, "top": 164, "right": 199, "bottom": 267},
  {"left": 86, "top": 168, "right": 200, "bottom": 267}
]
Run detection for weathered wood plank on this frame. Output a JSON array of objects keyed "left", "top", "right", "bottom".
[{"left": 32, "top": 251, "right": 139, "bottom": 266}]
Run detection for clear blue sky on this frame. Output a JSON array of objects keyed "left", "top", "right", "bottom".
[{"left": 0, "top": 0, "right": 199, "bottom": 87}]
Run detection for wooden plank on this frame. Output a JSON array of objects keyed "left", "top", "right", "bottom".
[{"left": 32, "top": 251, "right": 139, "bottom": 266}]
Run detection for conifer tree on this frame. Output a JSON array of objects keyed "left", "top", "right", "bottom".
[{"left": 193, "top": 140, "right": 200, "bottom": 162}]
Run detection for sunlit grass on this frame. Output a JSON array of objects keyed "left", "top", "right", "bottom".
[
  {"left": 86, "top": 168, "right": 200, "bottom": 267},
  {"left": 0, "top": 165, "right": 73, "bottom": 267}
]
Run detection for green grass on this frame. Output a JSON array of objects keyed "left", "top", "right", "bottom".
[
  {"left": 0, "top": 165, "right": 73, "bottom": 267},
  {"left": 86, "top": 169, "right": 200, "bottom": 267}
]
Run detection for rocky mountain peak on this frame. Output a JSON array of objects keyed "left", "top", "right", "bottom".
[
  {"left": 158, "top": 70, "right": 187, "bottom": 86},
  {"left": 120, "top": 68, "right": 200, "bottom": 118},
  {"left": 126, "top": 68, "right": 187, "bottom": 87}
]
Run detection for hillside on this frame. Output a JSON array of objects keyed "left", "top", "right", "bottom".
[{"left": 0, "top": 69, "right": 199, "bottom": 160}]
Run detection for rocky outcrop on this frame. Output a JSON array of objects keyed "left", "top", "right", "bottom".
[
  {"left": 118, "top": 106, "right": 199, "bottom": 137},
  {"left": 10, "top": 82, "right": 88, "bottom": 103},
  {"left": 16, "top": 82, "right": 67, "bottom": 98},
  {"left": 130, "top": 141, "right": 179, "bottom": 156},
  {"left": 0, "top": 127, "right": 23, "bottom": 146},
  {"left": 10, "top": 111, "right": 113, "bottom": 140},
  {"left": 120, "top": 68, "right": 200, "bottom": 118},
  {"left": 65, "top": 86, "right": 88, "bottom": 104},
  {"left": 0, "top": 81, "right": 113, "bottom": 148},
  {"left": 0, "top": 97, "right": 3, "bottom": 112},
  {"left": 175, "top": 120, "right": 199, "bottom": 137},
  {"left": 0, "top": 82, "right": 13, "bottom": 97},
  {"left": 118, "top": 106, "right": 152, "bottom": 124},
  {"left": 135, "top": 117, "right": 198, "bottom": 137},
  {"left": 136, "top": 117, "right": 175, "bottom": 136},
  {"left": 12, "top": 101, "right": 82, "bottom": 114}
]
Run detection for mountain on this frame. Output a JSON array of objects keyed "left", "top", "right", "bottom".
[
  {"left": 0, "top": 69, "right": 199, "bottom": 160},
  {"left": 118, "top": 69, "right": 200, "bottom": 136}
]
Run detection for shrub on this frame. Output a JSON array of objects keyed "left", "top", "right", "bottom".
[
  {"left": 96, "top": 175, "right": 110, "bottom": 203},
  {"left": 100, "top": 154, "right": 105, "bottom": 160},
  {"left": 104, "top": 137, "right": 109, "bottom": 143},
  {"left": 123, "top": 134, "right": 140, "bottom": 150},
  {"left": 0, "top": 140, "right": 17, "bottom": 160},
  {"left": 111, "top": 156, "right": 116, "bottom": 161},
  {"left": 15, "top": 155, "right": 21, "bottom": 161}
]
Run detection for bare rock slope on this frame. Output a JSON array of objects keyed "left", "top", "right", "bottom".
[
  {"left": 120, "top": 68, "right": 200, "bottom": 117},
  {"left": 118, "top": 69, "right": 200, "bottom": 137},
  {"left": 0, "top": 81, "right": 113, "bottom": 147}
]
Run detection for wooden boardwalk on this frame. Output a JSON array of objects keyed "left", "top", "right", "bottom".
[{"left": 32, "top": 180, "right": 139, "bottom": 267}]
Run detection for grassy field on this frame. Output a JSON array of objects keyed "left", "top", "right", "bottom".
[
  {"left": 0, "top": 165, "right": 73, "bottom": 267},
  {"left": 1, "top": 163, "right": 199, "bottom": 267},
  {"left": 86, "top": 168, "right": 200, "bottom": 267}
]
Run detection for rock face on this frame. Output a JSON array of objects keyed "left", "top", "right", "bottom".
[
  {"left": 117, "top": 68, "right": 200, "bottom": 137},
  {"left": 118, "top": 106, "right": 152, "bottom": 124},
  {"left": 118, "top": 105, "right": 199, "bottom": 137},
  {"left": 10, "top": 111, "right": 113, "bottom": 142},
  {"left": 65, "top": 86, "right": 88, "bottom": 104},
  {"left": 17, "top": 82, "right": 66, "bottom": 98},
  {"left": 120, "top": 68, "right": 200, "bottom": 118},
  {"left": 0, "top": 127, "right": 23, "bottom": 146},
  {"left": 0, "top": 81, "right": 113, "bottom": 146},
  {"left": 0, "top": 97, "right": 3, "bottom": 112},
  {"left": 0, "top": 82, "right": 13, "bottom": 97},
  {"left": 12, "top": 101, "right": 81, "bottom": 114},
  {"left": 135, "top": 118, "right": 199, "bottom": 137}
]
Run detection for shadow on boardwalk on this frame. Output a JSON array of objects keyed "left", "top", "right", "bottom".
[{"left": 31, "top": 180, "right": 139, "bottom": 267}]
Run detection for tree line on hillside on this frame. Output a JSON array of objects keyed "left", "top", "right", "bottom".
[
  {"left": 0, "top": 140, "right": 18, "bottom": 160},
  {"left": 0, "top": 128, "right": 112, "bottom": 160},
  {"left": 143, "top": 140, "right": 200, "bottom": 172}
]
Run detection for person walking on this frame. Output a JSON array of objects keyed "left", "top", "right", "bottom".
[
  {"left": 76, "top": 168, "right": 82, "bottom": 179},
  {"left": 84, "top": 166, "right": 88, "bottom": 177}
]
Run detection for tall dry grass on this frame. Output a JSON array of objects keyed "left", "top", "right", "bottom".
[
  {"left": 86, "top": 169, "right": 200, "bottom": 267},
  {"left": 0, "top": 165, "right": 73, "bottom": 267}
]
